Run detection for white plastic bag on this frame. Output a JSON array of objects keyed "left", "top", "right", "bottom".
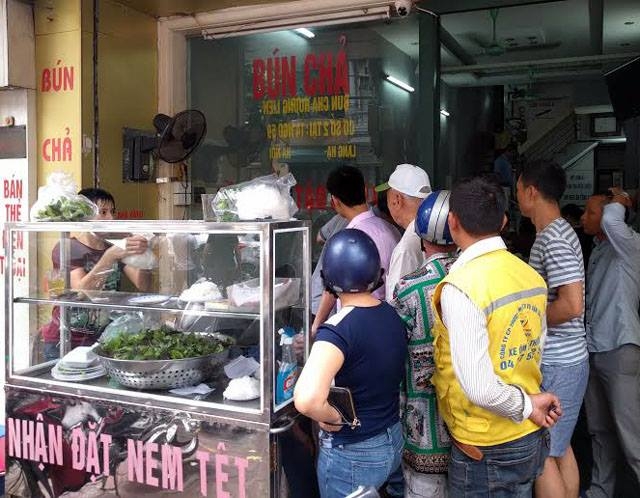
[
  {"left": 178, "top": 278, "right": 222, "bottom": 303},
  {"left": 30, "top": 172, "right": 97, "bottom": 222},
  {"left": 223, "top": 375, "right": 260, "bottom": 401},
  {"left": 227, "top": 277, "right": 300, "bottom": 311},
  {"left": 121, "top": 233, "right": 158, "bottom": 269},
  {"left": 107, "top": 233, "right": 158, "bottom": 269},
  {"left": 212, "top": 173, "right": 298, "bottom": 221}
]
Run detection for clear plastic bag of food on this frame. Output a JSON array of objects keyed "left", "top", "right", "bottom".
[
  {"left": 99, "top": 312, "right": 146, "bottom": 343},
  {"left": 30, "top": 172, "right": 97, "bottom": 222},
  {"left": 211, "top": 173, "right": 298, "bottom": 221}
]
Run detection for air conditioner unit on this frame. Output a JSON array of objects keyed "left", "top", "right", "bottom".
[{"left": 0, "top": 0, "right": 35, "bottom": 88}]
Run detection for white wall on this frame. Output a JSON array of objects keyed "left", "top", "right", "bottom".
[{"left": 0, "top": 88, "right": 37, "bottom": 422}]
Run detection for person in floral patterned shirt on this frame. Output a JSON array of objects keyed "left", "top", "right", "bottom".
[{"left": 391, "top": 191, "right": 457, "bottom": 498}]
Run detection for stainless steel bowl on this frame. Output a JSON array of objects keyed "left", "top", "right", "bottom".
[{"left": 94, "top": 333, "right": 233, "bottom": 390}]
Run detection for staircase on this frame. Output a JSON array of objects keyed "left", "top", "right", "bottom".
[{"left": 520, "top": 109, "right": 577, "bottom": 163}]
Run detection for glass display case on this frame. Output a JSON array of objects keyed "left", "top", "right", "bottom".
[{"left": 4, "top": 220, "right": 317, "bottom": 497}]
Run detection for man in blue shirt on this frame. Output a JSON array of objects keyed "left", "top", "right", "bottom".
[
  {"left": 494, "top": 143, "right": 516, "bottom": 188},
  {"left": 494, "top": 143, "right": 517, "bottom": 222},
  {"left": 581, "top": 187, "right": 640, "bottom": 497}
]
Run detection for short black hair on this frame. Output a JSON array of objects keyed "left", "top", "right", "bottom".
[
  {"left": 560, "top": 203, "right": 584, "bottom": 223},
  {"left": 450, "top": 175, "right": 506, "bottom": 236},
  {"left": 326, "top": 165, "right": 366, "bottom": 207},
  {"left": 519, "top": 160, "right": 566, "bottom": 203},
  {"left": 78, "top": 188, "right": 115, "bottom": 206}
]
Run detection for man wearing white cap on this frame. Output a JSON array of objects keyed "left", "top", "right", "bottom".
[
  {"left": 375, "top": 163, "right": 431, "bottom": 498},
  {"left": 376, "top": 163, "right": 432, "bottom": 300}
]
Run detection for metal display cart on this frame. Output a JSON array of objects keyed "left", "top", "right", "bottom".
[{"left": 4, "top": 220, "right": 317, "bottom": 498}]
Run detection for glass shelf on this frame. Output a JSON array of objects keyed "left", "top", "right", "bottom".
[{"left": 14, "top": 290, "right": 262, "bottom": 320}]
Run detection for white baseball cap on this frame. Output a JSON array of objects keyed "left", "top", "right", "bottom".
[{"left": 375, "top": 163, "right": 431, "bottom": 198}]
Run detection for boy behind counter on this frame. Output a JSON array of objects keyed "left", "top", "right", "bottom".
[{"left": 42, "top": 188, "right": 150, "bottom": 360}]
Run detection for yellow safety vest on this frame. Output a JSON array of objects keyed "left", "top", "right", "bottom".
[{"left": 432, "top": 248, "right": 547, "bottom": 446}]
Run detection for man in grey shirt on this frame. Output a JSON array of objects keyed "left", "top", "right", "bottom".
[{"left": 581, "top": 187, "right": 640, "bottom": 498}]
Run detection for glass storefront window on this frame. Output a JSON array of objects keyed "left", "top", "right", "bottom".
[{"left": 187, "top": 18, "right": 421, "bottom": 251}]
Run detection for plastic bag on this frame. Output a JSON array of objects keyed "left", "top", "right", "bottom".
[
  {"left": 121, "top": 233, "right": 158, "bottom": 269},
  {"left": 99, "top": 312, "right": 145, "bottom": 342},
  {"left": 179, "top": 278, "right": 222, "bottom": 303},
  {"left": 30, "top": 172, "right": 97, "bottom": 222},
  {"left": 211, "top": 173, "right": 298, "bottom": 221},
  {"left": 223, "top": 375, "right": 260, "bottom": 401},
  {"left": 227, "top": 277, "right": 300, "bottom": 312}
]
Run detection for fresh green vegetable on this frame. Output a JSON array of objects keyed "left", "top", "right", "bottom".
[
  {"left": 100, "top": 326, "right": 232, "bottom": 361},
  {"left": 213, "top": 190, "right": 240, "bottom": 221},
  {"left": 37, "top": 196, "right": 95, "bottom": 221}
]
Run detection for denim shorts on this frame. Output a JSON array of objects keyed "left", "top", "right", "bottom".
[
  {"left": 541, "top": 359, "right": 589, "bottom": 457},
  {"left": 317, "top": 422, "right": 403, "bottom": 498},
  {"left": 448, "top": 429, "right": 549, "bottom": 498}
]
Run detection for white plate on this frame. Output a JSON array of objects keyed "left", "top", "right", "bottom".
[
  {"left": 80, "top": 290, "right": 117, "bottom": 303},
  {"left": 127, "top": 294, "right": 172, "bottom": 305},
  {"left": 176, "top": 297, "right": 225, "bottom": 309},
  {"left": 56, "top": 363, "right": 104, "bottom": 374},
  {"left": 51, "top": 365, "right": 107, "bottom": 382}
]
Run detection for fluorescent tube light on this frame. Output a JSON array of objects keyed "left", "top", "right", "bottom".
[
  {"left": 201, "top": 6, "right": 390, "bottom": 40},
  {"left": 385, "top": 75, "right": 415, "bottom": 93},
  {"left": 440, "top": 109, "right": 450, "bottom": 117},
  {"left": 295, "top": 28, "right": 315, "bottom": 39}
]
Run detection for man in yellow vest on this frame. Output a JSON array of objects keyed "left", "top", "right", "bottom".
[{"left": 431, "top": 175, "right": 562, "bottom": 496}]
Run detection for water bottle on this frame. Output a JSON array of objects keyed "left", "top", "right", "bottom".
[{"left": 276, "top": 326, "right": 298, "bottom": 404}]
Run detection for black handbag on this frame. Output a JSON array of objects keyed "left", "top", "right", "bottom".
[{"left": 327, "top": 386, "right": 361, "bottom": 430}]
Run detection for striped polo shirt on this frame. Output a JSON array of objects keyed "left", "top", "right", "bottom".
[{"left": 529, "top": 217, "right": 588, "bottom": 365}]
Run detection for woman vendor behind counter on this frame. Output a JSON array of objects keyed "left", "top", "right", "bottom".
[{"left": 41, "top": 188, "right": 150, "bottom": 361}]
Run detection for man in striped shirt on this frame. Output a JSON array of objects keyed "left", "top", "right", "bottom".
[{"left": 517, "top": 161, "right": 588, "bottom": 498}]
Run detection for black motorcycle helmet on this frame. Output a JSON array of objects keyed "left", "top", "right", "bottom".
[{"left": 321, "top": 229, "right": 383, "bottom": 294}]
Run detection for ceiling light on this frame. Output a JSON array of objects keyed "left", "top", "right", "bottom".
[
  {"left": 295, "top": 28, "right": 315, "bottom": 39},
  {"left": 440, "top": 109, "right": 450, "bottom": 117},
  {"left": 385, "top": 75, "right": 415, "bottom": 93},
  {"left": 201, "top": 6, "right": 390, "bottom": 40}
]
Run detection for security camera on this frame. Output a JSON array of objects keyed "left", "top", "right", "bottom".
[{"left": 394, "top": 0, "right": 412, "bottom": 17}]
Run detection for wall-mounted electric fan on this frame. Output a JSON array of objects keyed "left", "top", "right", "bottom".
[{"left": 122, "top": 109, "right": 207, "bottom": 182}]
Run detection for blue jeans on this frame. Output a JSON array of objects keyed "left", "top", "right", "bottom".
[
  {"left": 317, "top": 422, "right": 403, "bottom": 498},
  {"left": 43, "top": 342, "right": 60, "bottom": 361},
  {"left": 448, "top": 429, "right": 549, "bottom": 498}
]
